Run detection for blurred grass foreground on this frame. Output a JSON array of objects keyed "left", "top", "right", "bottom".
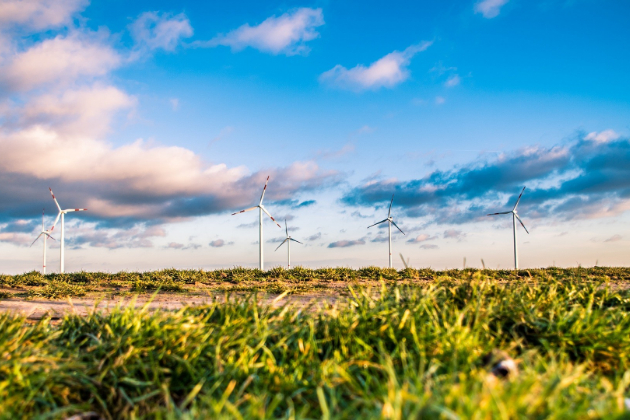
[{"left": 2, "top": 268, "right": 630, "bottom": 418}]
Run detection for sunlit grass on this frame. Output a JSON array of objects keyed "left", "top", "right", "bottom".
[
  {"left": 1, "top": 266, "right": 629, "bottom": 299},
  {"left": 1, "top": 272, "right": 630, "bottom": 418}
]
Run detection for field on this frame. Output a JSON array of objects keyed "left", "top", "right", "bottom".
[{"left": 2, "top": 267, "right": 630, "bottom": 418}]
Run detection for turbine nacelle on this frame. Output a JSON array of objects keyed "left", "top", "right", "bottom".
[
  {"left": 275, "top": 219, "right": 303, "bottom": 252},
  {"left": 232, "top": 176, "right": 282, "bottom": 270},
  {"left": 49, "top": 187, "right": 87, "bottom": 273},
  {"left": 30, "top": 209, "right": 56, "bottom": 247},
  {"left": 487, "top": 186, "right": 530, "bottom": 269},
  {"left": 368, "top": 194, "right": 405, "bottom": 268},
  {"left": 487, "top": 187, "right": 529, "bottom": 234}
]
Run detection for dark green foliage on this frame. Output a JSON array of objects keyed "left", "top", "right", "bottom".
[{"left": 2, "top": 274, "right": 630, "bottom": 418}]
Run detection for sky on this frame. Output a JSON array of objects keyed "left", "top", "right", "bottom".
[{"left": 1, "top": 0, "right": 629, "bottom": 273}]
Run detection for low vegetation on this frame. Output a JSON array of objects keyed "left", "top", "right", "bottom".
[
  {"left": 1, "top": 266, "right": 629, "bottom": 300},
  {"left": 2, "top": 272, "right": 630, "bottom": 418}
]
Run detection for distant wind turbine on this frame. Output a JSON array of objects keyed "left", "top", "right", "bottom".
[
  {"left": 368, "top": 194, "right": 405, "bottom": 268},
  {"left": 49, "top": 188, "right": 87, "bottom": 273},
  {"left": 232, "top": 176, "right": 281, "bottom": 270},
  {"left": 399, "top": 253, "right": 410, "bottom": 269},
  {"left": 275, "top": 219, "right": 303, "bottom": 268},
  {"left": 30, "top": 209, "right": 55, "bottom": 274},
  {"left": 487, "top": 187, "right": 529, "bottom": 270}
]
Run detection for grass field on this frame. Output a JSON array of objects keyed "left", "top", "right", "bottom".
[{"left": 2, "top": 267, "right": 630, "bottom": 418}]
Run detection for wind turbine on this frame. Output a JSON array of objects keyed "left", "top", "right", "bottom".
[
  {"left": 30, "top": 209, "right": 55, "bottom": 274},
  {"left": 487, "top": 187, "right": 529, "bottom": 270},
  {"left": 399, "top": 253, "right": 410, "bottom": 269},
  {"left": 49, "top": 188, "right": 87, "bottom": 273},
  {"left": 232, "top": 176, "right": 281, "bottom": 270},
  {"left": 275, "top": 219, "right": 303, "bottom": 268},
  {"left": 368, "top": 194, "right": 405, "bottom": 268}
]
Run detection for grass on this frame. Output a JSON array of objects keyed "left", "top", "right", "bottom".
[
  {"left": 1, "top": 266, "right": 629, "bottom": 300},
  {"left": 1, "top": 271, "right": 630, "bottom": 418}
]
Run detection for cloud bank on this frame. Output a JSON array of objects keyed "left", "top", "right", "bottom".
[
  {"left": 343, "top": 131, "right": 630, "bottom": 224},
  {"left": 0, "top": 4, "right": 341, "bottom": 250}
]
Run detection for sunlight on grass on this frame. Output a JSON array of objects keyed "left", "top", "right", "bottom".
[{"left": 1, "top": 271, "right": 630, "bottom": 417}]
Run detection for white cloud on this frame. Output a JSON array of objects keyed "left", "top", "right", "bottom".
[
  {"left": 130, "top": 11, "right": 193, "bottom": 52},
  {"left": 170, "top": 98, "right": 179, "bottom": 111},
  {"left": 208, "top": 8, "right": 324, "bottom": 55},
  {"left": 474, "top": 0, "right": 509, "bottom": 18},
  {"left": 604, "top": 234, "right": 622, "bottom": 242},
  {"left": 0, "top": 232, "right": 32, "bottom": 246},
  {"left": 20, "top": 85, "right": 136, "bottom": 138},
  {"left": 585, "top": 130, "right": 620, "bottom": 143},
  {"left": 0, "top": 121, "right": 338, "bottom": 220},
  {"left": 444, "top": 74, "right": 461, "bottom": 87},
  {"left": 407, "top": 234, "right": 436, "bottom": 243},
  {"left": 69, "top": 224, "right": 166, "bottom": 249},
  {"left": 0, "top": 32, "right": 121, "bottom": 92},
  {"left": 435, "top": 96, "right": 446, "bottom": 105},
  {"left": 0, "top": 0, "right": 87, "bottom": 30},
  {"left": 211, "top": 126, "right": 234, "bottom": 144},
  {"left": 319, "top": 42, "right": 432, "bottom": 91}
]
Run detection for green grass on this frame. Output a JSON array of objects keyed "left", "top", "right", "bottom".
[
  {"left": 2, "top": 272, "right": 630, "bottom": 418},
  {"left": 1, "top": 266, "right": 629, "bottom": 300}
]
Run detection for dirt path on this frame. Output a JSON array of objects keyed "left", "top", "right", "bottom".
[{"left": 0, "top": 292, "right": 341, "bottom": 320}]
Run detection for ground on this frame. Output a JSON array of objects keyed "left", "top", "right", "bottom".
[{"left": 2, "top": 267, "right": 630, "bottom": 418}]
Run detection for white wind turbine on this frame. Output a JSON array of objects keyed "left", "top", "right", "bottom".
[
  {"left": 368, "top": 194, "right": 405, "bottom": 268},
  {"left": 49, "top": 188, "right": 87, "bottom": 273},
  {"left": 487, "top": 187, "right": 529, "bottom": 270},
  {"left": 30, "top": 209, "right": 55, "bottom": 275},
  {"left": 275, "top": 219, "right": 303, "bottom": 268},
  {"left": 232, "top": 176, "right": 281, "bottom": 270}
]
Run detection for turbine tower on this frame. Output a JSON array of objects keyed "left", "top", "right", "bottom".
[
  {"left": 368, "top": 194, "right": 405, "bottom": 268},
  {"left": 487, "top": 187, "right": 529, "bottom": 270},
  {"left": 30, "top": 209, "right": 55, "bottom": 274},
  {"left": 232, "top": 176, "right": 281, "bottom": 270},
  {"left": 49, "top": 188, "right": 87, "bottom": 273},
  {"left": 275, "top": 219, "right": 303, "bottom": 268}
]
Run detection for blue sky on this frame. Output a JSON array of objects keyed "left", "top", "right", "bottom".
[{"left": 0, "top": 0, "right": 629, "bottom": 273}]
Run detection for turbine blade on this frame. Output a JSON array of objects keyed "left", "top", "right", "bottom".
[
  {"left": 388, "top": 194, "right": 394, "bottom": 218},
  {"left": 49, "top": 188, "right": 61, "bottom": 212},
  {"left": 391, "top": 220, "right": 405, "bottom": 235},
  {"left": 232, "top": 206, "right": 258, "bottom": 215},
  {"left": 275, "top": 239, "right": 288, "bottom": 251},
  {"left": 259, "top": 175, "right": 270, "bottom": 204},
  {"left": 368, "top": 219, "right": 388, "bottom": 228},
  {"left": 290, "top": 238, "right": 303, "bottom": 244},
  {"left": 42, "top": 208, "right": 45, "bottom": 230},
  {"left": 50, "top": 212, "right": 61, "bottom": 230},
  {"left": 261, "top": 206, "right": 282, "bottom": 228},
  {"left": 30, "top": 233, "right": 43, "bottom": 247},
  {"left": 513, "top": 186, "right": 526, "bottom": 210},
  {"left": 487, "top": 211, "right": 512, "bottom": 216},
  {"left": 45, "top": 233, "right": 56, "bottom": 241},
  {"left": 64, "top": 208, "right": 87, "bottom": 212},
  {"left": 285, "top": 219, "right": 288, "bottom": 237},
  {"left": 515, "top": 214, "right": 529, "bottom": 234},
  {"left": 399, "top": 253, "right": 409, "bottom": 269}
]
